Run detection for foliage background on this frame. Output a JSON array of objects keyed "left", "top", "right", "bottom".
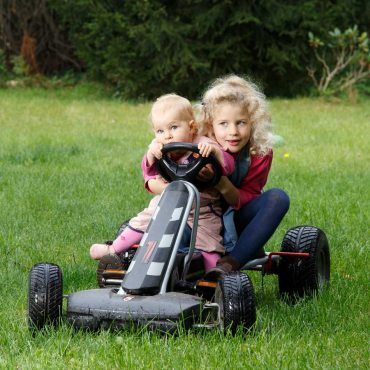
[{"left": 1, "top": 0, "right": 369, "bottom": 98}]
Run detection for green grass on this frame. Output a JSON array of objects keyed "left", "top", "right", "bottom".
[{"left": 0, "top": 87, "right": 369, "bottom": 369}]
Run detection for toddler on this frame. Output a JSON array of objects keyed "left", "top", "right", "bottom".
[{"left": 197, "top": 75, "right": 290, "bottom": 279}]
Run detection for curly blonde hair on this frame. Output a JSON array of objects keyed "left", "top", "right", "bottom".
[{"left": 197, "top": 75, "right": 273, "bottom": 155}]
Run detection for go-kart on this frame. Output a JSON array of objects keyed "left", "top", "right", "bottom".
[{"left": 28, "top": 143, "right": 330, "bottom": 334}]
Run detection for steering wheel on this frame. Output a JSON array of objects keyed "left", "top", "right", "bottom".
[{"left": 155, "top": 142, "right": 222, "bottom": 190}]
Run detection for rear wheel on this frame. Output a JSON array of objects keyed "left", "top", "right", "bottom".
[
  {"left": 214, "top": 271, "right": 256, "bottom": 334},
  {"left": 278, "top": 226, "right": 330, "bottom": 302},
  {"left": 28, "top": 263, "right": 63, "bottom": 330}
]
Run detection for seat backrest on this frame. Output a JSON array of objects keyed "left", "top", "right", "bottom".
[{"left": 121, "top": 181, "right": 194, "bottom": 295}]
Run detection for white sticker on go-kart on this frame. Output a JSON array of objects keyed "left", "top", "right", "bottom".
[
  {"left": 147, "top": 262, "right": 165, "bottom": 276},
  {"left": 170, "top": 207, "right": 183, "bottom": 221},
  {"left": 158, "top": 234, "right": 174, "bottom": 248}
]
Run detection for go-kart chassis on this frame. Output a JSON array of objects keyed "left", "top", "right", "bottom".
[
  {"left": 66, "top": 180, "right": 221, "bottom": 331},
  {"left": 28, "top": 143, "right": 330, "bottom": 333}
]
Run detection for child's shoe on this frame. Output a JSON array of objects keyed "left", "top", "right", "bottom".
[
  {"left": 90, "top": 243, "right": 115, "bottom": 260},
  {"left": 204, "top": 255, "right": 241, "bottom": 281}
]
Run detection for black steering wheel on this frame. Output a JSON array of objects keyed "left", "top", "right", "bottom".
[{"left": 155, "top": 142, "right": 222, "bottom": 190}]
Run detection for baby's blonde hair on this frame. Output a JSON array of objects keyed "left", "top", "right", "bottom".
[
  {"left": 150, "top": 93, "right": 198, "bottom": 134},
  {"left": 197, "top": 75, "right": 273, "bottom": 155}
]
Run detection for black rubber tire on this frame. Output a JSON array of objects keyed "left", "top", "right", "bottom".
[
  {"left": 214, "top": 271, "right": 256, "bottom": 334},
  {"left": 28, "top": 263, "right": 63, "bottom": 330},
  {"left": 278, "top": 226, "right": 330, "bottom": 301}
]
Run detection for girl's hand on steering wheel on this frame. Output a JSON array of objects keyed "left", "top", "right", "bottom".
[{"left": 197, "top": 164, "right": 215, "bottom": 182}]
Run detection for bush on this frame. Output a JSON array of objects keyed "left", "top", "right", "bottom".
[
  {"left": 0, "top": 0, "right": 81, "bottom": 76},
  {"left": 2, "top": 0, "right": 369, "bottom": 98},
  {"left": 0, "top": 49, "right": 11, "bottom": 83},
  {"left": 307, "top": 26, "right": 370, "bottom": 98},
  {"left": 50, "top": 0, "right": 369, "bottom": 99}
]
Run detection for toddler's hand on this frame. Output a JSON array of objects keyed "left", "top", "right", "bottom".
[
  {"left": 198, "top": 142, "right": 215, "bottom": 157},
  {"left": 147, "top": 139, "right": 164, "bottom": 164}
]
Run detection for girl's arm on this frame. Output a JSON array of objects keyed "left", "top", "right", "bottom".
[
  {"left": 215, "top": 176, "right": 240, "bottom": 208},
  {"left": 215, "top": 153, "right": 273, "bottom": 209}
]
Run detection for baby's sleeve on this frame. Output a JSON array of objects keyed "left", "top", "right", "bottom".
[
  {"left": 141, "top": 154, "right": 158, "bottom": 192},
  {"left": 221, "top": 151, "right": 235, "bottom": 176},
  {"left": 196, "top": 135, "right": 235, "bottom": 176}
]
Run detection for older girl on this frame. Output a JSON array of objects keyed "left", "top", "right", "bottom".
[{"left": 198, "top": 75, "right": 290, "bottom": 278}]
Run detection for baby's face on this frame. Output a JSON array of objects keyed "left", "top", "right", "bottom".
[{"left": 152, "top": 109, "right": 194, "bottom": 145}]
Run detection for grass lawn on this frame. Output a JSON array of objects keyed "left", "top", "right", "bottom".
[{"left": 0, "top": 86, "right": 369, "bottom": 369}]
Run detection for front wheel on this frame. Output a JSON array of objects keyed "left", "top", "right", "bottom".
[
  {"left": 28, "top": 263, "right": 63, "bottom": 330},
  {"left": 214, "top": 271, "right": 256, "bottom": 334},
  {"left": 278, "top": 226, "right": 330, "bottom": 302}
]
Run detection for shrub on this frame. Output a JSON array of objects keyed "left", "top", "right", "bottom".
[
  {"left": 49, "top": 0, "right": 369, "bottom": 99},
  {"left": 2, "top": 0, "right": 369, "bottom": 98},
  {"left": 307, "top": 26, "right": 370, "bottom": 98}
]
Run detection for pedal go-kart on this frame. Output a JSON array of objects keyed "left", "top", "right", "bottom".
[{"left": 28, "top": 143, "right": 330, "bottom": 334}]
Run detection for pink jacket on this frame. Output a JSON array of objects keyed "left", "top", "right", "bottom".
[{"left": 129, "top": 136, "right": 235, "bottom": 253}]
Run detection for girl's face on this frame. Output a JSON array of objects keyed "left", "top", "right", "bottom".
[{"left": 211, "top": 102, "right": 251, "bottom": 153}]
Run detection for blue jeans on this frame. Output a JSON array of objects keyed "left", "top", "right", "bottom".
[
  {"left": 177, "top": 188, "right": 289, "bottom": 265},
  {"left": 178, "top": 224, "right": 192, "bottom": 253},
  {"left": 230, "top": 188, "right": 290, "bottom": 265}
]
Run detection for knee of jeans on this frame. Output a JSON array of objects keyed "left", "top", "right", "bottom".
[{"left": 267, "top": 188, "right": 290, "bottom": 212}]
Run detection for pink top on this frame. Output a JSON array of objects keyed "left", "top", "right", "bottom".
[
  {"left": 233, "top": 151, "right": 273, "bottom": 209},
  {"left": 141, "top": 136, "right": 235, "bottom": 192}
]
